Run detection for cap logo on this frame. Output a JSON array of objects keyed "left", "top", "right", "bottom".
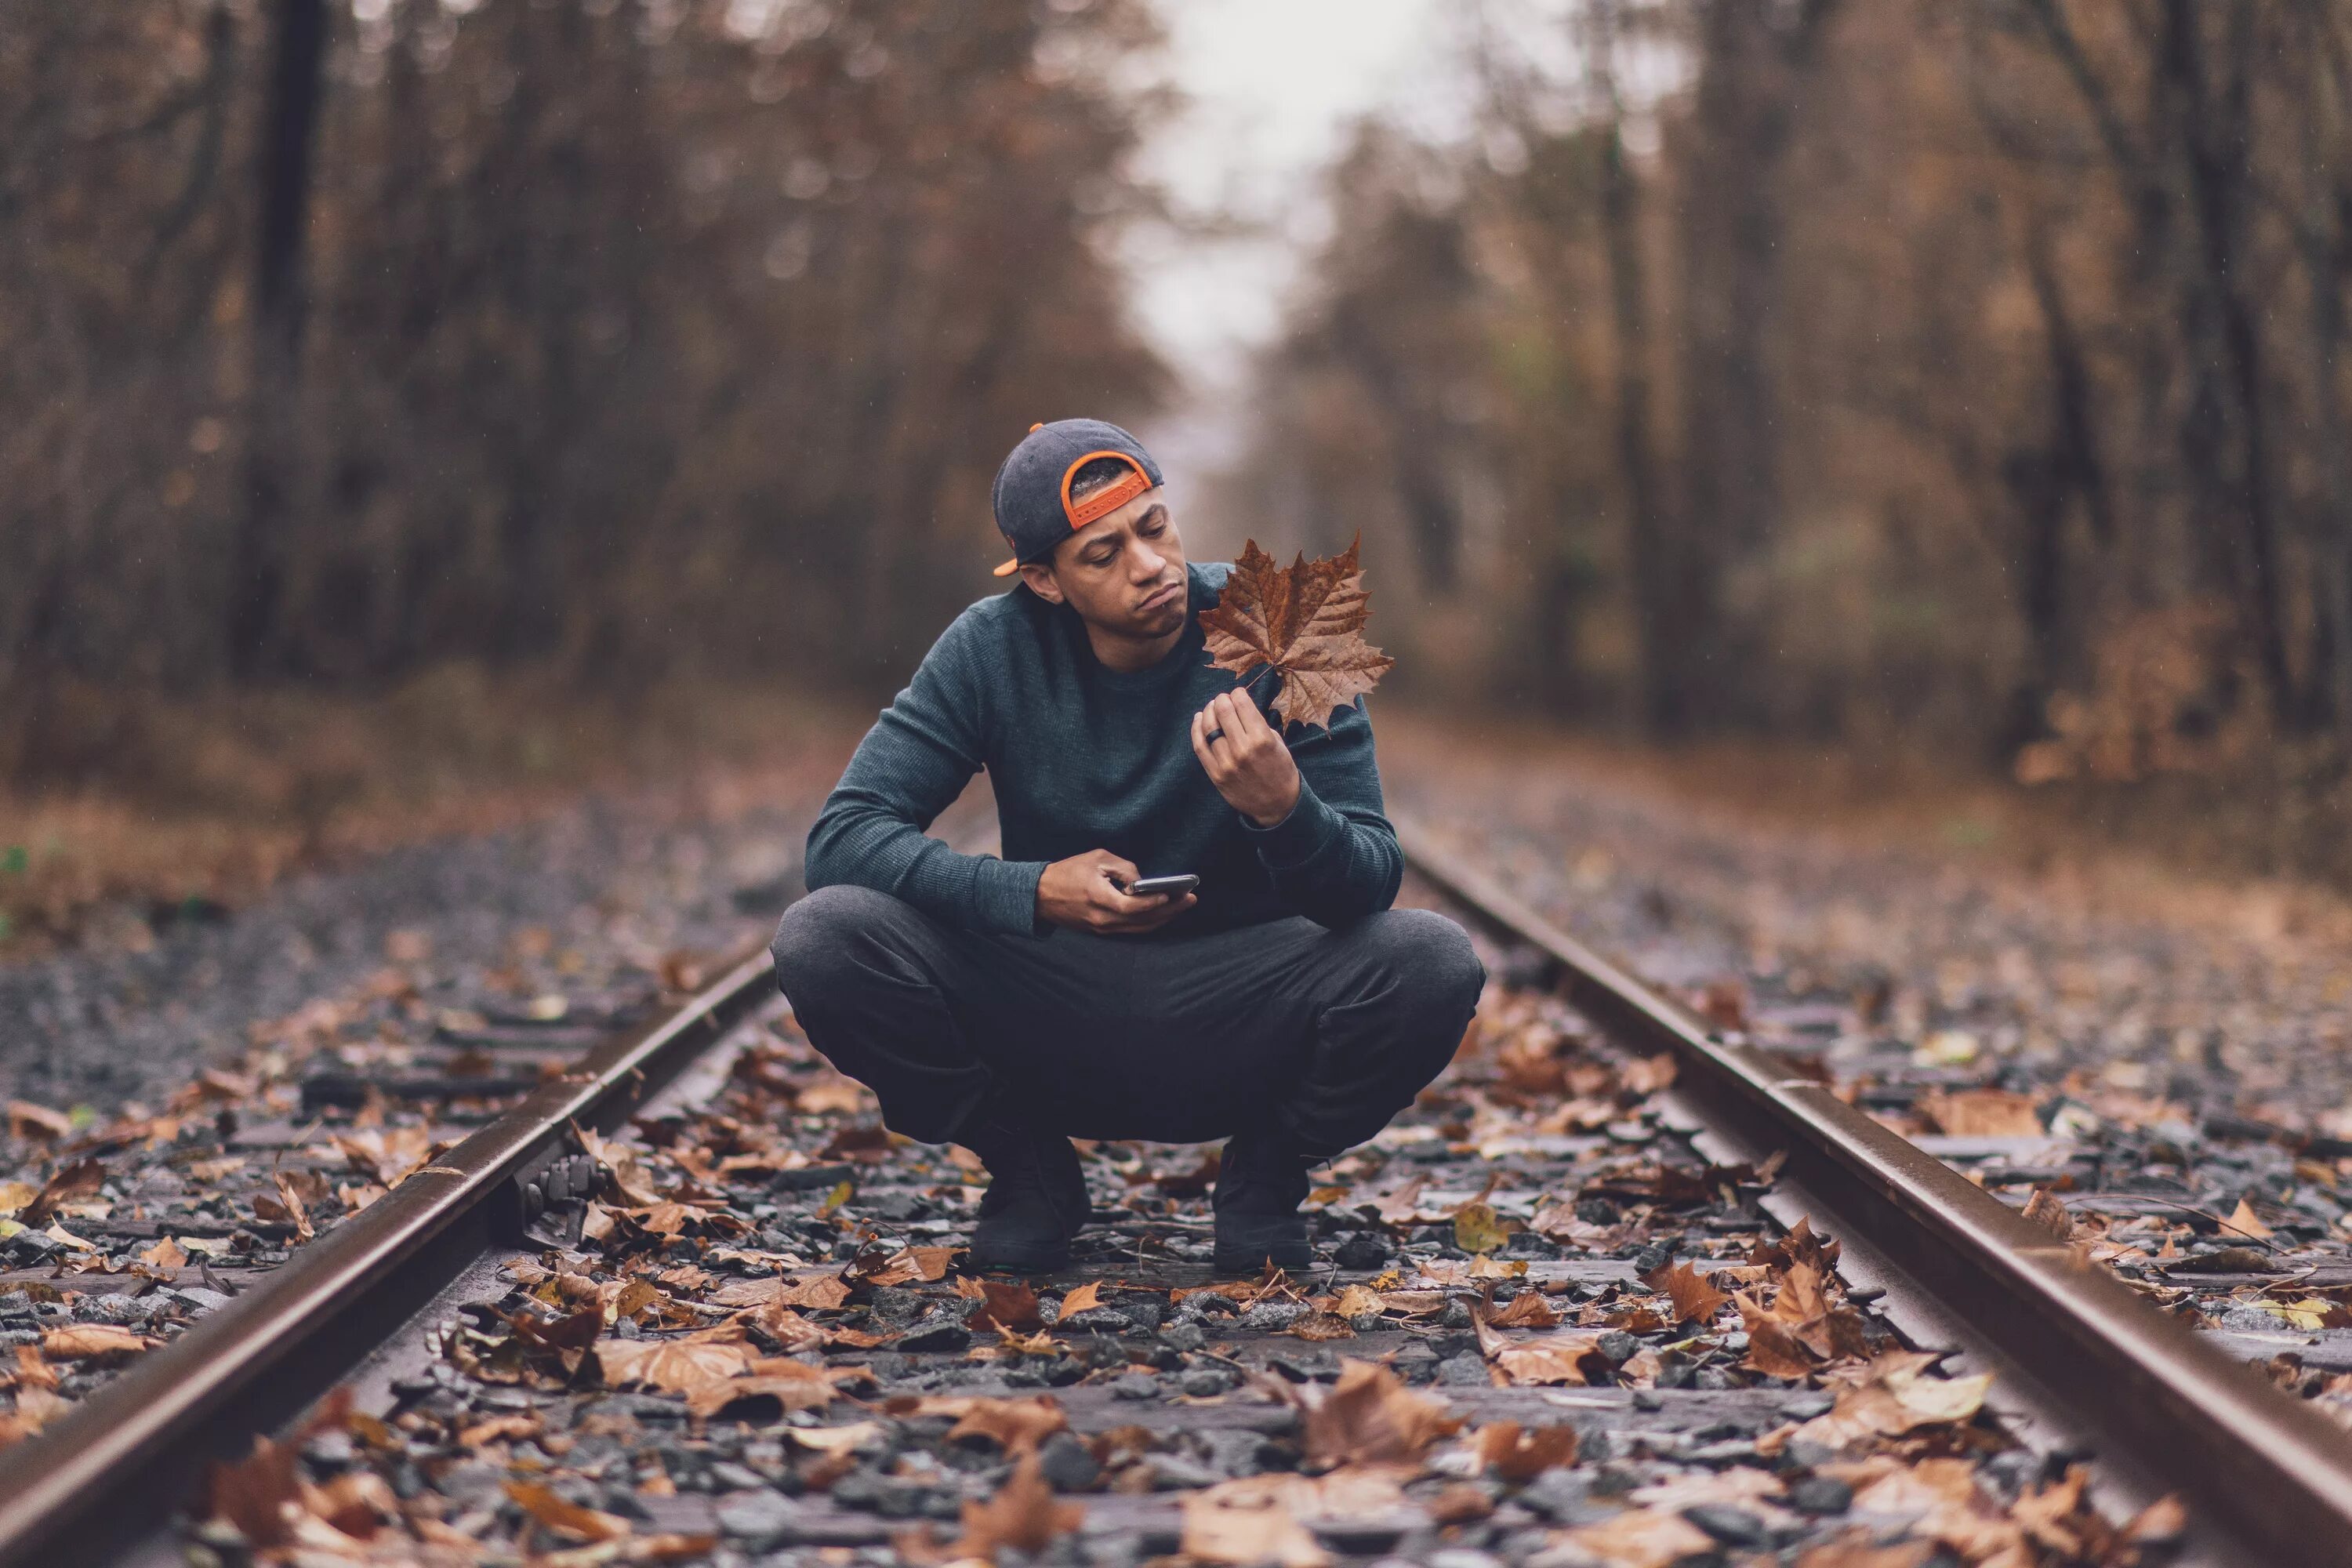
[{"left": 1060, "top": 450, "right": 1151, "bottom": 530}]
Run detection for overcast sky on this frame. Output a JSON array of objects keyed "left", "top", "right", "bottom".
[{"left": 1123, "top": 0, "right": 1466, "bottom": 476}]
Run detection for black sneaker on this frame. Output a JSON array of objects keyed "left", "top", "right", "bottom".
[
  {"left": 1212, "top": 1127, "right": 1316, "bottom": 1273},
  {"left": 967, "top": 1127, "right": 1088, "bottom": 1274}
]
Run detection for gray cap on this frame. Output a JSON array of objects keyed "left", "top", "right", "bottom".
[{"left": 989, "top": 418, "right": 1163, "bottom": 576}]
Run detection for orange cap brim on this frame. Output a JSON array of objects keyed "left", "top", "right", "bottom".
[{"left": 993, "top": 557, "right": 1021, "bottom": 577}]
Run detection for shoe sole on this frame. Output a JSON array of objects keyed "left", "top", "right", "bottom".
[
  {"left": 969, "top": 1239, "right": 1072, "bottom": 1275},
  {"left": 1212, "top": 1243, "right": 1314, "bottom": 1273}
]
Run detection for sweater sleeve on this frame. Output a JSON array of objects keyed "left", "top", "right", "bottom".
[
  {"left": 803, "top": 614, "right": 1047, "bottom": 935},
  {"left": 1240, "top": 691, "right": 1402, "bottom": 928}
]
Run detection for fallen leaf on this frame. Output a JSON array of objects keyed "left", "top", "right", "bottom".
[
  {"left": 1793, "top": 1352, "right": 1991, "bottom": 1451},
  {"left": 2020, "top": 1186, "right": 2074, "bottom": 1243},
  {"left": 1472, "top": 1310, "right": 1605, "bottom": 1386},
  {"left": 1487, "top": 1291, "right": 1559, "bottom": 1329},
  {"left": 503, "top": 1479, "right": 630, "bottom": 1543},
  {"left": 139, "top": 1236, "right": 190, "bottom": 1272},
  {"left": 1919, "top": 1089, "right": 2044, "bottom": 1138},
  {"left": 1473, "top": 1421, "right": 1579, "bottom": 1482},
  {"left": 1452, "top": 1201, "right": 1514, "bottom": 1255},
  {"left": 0, "top": 1181, "right": 36, "bottom": 1217},
  {"left": 42, "top": 1324, "right": 155, "bottom": 1360},
  {"left": 1646, "top": 1260, "right": 1730, "bottom": 1326},
  {"left": 1563, "top": 1506, "right": 1716, "bottom": 1568},
  {"left": 1055, "top": 1281, "right": 1104, "bottom": 1320},
  {"left": 5, "top": 1102, "right": 73, "bottom": 1142},
  {"left": 967, "top": 1279, "right": 1044, "bottom": 1334},
  {"left": 592, "top": 1338, "right": 753, "bottom": 1403},
  {"left": 2225, "top": 1197, "right": 2275, "bottom": 1242},
  {"left": 1181, "top": 1472, "right": 1411, "bottom": 1568},
  {"left": 953, "top": 1452, "right": 1083, "bottom": 1561},
  {"left": 1301, "top": 1358, "right": 1461, "bottom": 1467},
  {"left": 687, "top": 1359, "right": 855, "bottom": 1418},
  {"left": 1794, "top": 1535, "right": 1936, "bottom": 1568},
  {"left": 18, "top": 1159, "right": 104, "bottom": 1229},
  {"left": 788, "top": 1421, "right": 879, "bottom": 1455},
  {"left": 1288, "top": 1312, "right": 1356, "bottom": 1342},
  {"left": 1198, "top": 535, "right": 1395, "bottom": 729},
  {"left": 923, "top": 1395, "right": 1069, "bottom": 1454}
]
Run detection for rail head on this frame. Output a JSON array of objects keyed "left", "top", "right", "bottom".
[
  {"left": 1393, "top": 812, "right": 2352, "bottom": 1568},
  {"left": 0, "top": 947, "right": 779, "bottom": 1568}
]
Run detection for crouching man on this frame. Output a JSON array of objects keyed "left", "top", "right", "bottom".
[{"left": 772, "top": 418, "right": 1484, "bottom": 1274}]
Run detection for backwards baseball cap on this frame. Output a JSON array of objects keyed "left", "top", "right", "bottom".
[{"left": 989, "top": 418, "right": 1163, "bottom": 577}]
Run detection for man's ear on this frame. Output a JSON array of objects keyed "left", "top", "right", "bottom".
[{"left": 1018, "top": 561, "right": 1064, "bottom": 604}]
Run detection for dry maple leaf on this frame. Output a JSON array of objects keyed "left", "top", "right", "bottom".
[
  {"left": 966, "top": 1279, "right": 1044, "bottom": 1334},
  {"left": 1563, "top": 1507, "right": 1718, "bottom": 1568},
  {"left": 1301, "top": 1358, "right": 1461, "bottom": 1468},
  {"left": 1199, "top": 535, "right": 1394, "bottom": 729},
  {"left": 1645, "top": 1260, "right": 1730, "bottom": 1326},
  {"left": 504, "top": 1479, "right": 632, "bottom": 1543},
  {"left": 1474, "top": 1421, "right": 1579, "bottom": 1481},
  {"left": 42, "top": 1324, "right": 155, "bottom": 1360},
  {"left": 591, "top": 1337, "right": 753, "bottom": 1403},
  {"left": 953, "top": 1452, "right": 1083, "bottom": 1562},
  {"left": 1054, "top": 1280, "right": 1105, "bottom": 1320}
]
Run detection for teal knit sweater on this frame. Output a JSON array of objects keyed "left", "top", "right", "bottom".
[{"left": 805, "top": 562, "right": 1402, "bottom": 936}]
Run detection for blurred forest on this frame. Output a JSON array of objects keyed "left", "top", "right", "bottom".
[
  {"left": 0, "top": 0, "right": 1164, "bottom": 785},
  {"left": 1228, "top": 0, "right": 2352, "bottom": 848},
  {"left": 14, "top": 0, "right": 2352, "bottom": 880}
]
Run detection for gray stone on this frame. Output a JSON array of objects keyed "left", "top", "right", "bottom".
[
  {"left": 1238, "top": 1301, "right": 1307, "bottom": 1332},
  {"left": 1787, "top": 1475, "right": 1852, "bottom": 1515},
  {"left": 1682, "top": 1504, "right": 1769, "bottom": 1548},
  {"left": 1110, "top": 1372, "right": 1163, "bottom": 1401},
  {"left": 1037, "top": 1431, "right": 1101, "bottom": 1492},
  {"left": 717, "top": 1490, "right": 800, "bottom": 1546}
]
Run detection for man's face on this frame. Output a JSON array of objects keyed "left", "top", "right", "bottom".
[{"left": 1018, "top": 487, "right": 1189, "bottom": 639}]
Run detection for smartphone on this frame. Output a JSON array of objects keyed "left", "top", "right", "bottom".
[{"left": 1122, "top": 873, "right": 1199, "bottom": 898}]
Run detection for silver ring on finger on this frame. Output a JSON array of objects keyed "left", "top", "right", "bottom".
[{"left": 1203, "top": 727, "right": 1225, "bottom": 746}]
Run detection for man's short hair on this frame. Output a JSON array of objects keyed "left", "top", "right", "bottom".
[{"left": 1068, "top": 456, "right": 1142, "bottom": 506}]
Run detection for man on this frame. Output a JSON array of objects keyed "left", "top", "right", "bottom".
[{"left": 771, "top": 418, "right": 1483, "bottom": 1273}]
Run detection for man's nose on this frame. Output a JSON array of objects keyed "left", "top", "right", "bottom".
[{"left": 1129, "top": 541, "right": 1167, "bottom": 579}]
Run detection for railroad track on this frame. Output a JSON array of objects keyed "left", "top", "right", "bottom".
[{"left": 1, "top": 815, "right": 2348, "bottom": 1564}]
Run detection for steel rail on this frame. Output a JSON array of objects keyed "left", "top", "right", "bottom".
[
  {"left": 1395, "top": 813, "right": 2352, "bottom": 1567},
  {"left": 0, "top": 942, "right": 782, "bottom": 1568}
]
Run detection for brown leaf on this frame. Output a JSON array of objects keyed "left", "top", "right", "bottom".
[
  {"left": 1472, "top": 1309, "right": 1606, "bottom": 1386},
  {"left": 1055, "top": 1281, "right": 1104, "bottom": 1320},
  {"left": 1452, "top": 1201, "right": 1514, "bottom": 1254},
  {"left": 1742, "top": 1316, "right": 1822, "bottom": 1380},
  {"left": 913, "top": 1394, "right": 1069, "bottom": 1454},
  {"left": 1198, "top": 535, "right": 1395, "bottom": 729},
  {"left": 1563, "top": 1507, "right": 1717, "bottom": 1568},
  {"left": 1288, "top": 1311, "right": 1357, "bottom": 1342},
  {"left": 1793, "top": 1536, "right": 1936, "bottom": 1568},
  {"left": 1302, "top": 1358, "right": 1462, "bottom": 1467},
  {"left": 42, "top": 1324, "right": 155, "bottom": 1360},
  {"left": 591, "top": 1338, "right": 753, "bottom": 1403},
  {"left": 2020, "top": 1185, "right": 2074, "bottom": 1243},
  {"left": 18, "top": 1159, "right": 104, "bottom": 1229},
  {"left": 503, "top": 1479, "right": 631, "bottom": 1543},
  {"left": 1919, "top": 1089, "right": 2044, "bottom": 1138},
  {"left": 138, "top": 1236, "right": 189, "bottom": 1272},
  {"left": 1185, "top": 1476, "right": 1336, "bottom": 1561},
  {"left": 1646, "top": 1261, "right": 1731, "bottom": 1326},
  {"left": 1487, "top": 1291, "right": 1559, "bottom": 1330},
  {"left": 207, "top": 1436, "right": 303, "bottom": 1549},
  {"left": 1474, "top": 1421, "right": 1579, "bottom": 1482},
  {"left": 953, "top": 1452, "right": 1083, "bottom": 1561},
  {"left": 687, "top": 1359, "right": 854, "bottom": 1418},
  {"left": 967, "top": 1279, "right": 1044, "bottom": 1334},
  {"left": 5, "top": 1102, "right": 74, "bottom": 1142},
  {"left": 2225, "top": 1196, "right": 2275, "bottom": 1241}
]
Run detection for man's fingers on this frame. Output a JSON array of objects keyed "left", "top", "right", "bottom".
[{"left": 1230, "top": 688, "right": 1275, "bottom": 741}]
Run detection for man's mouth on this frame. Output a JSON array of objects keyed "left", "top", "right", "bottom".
[{"left": 1139, "top": 581, "right": 1182, "bottom": 612}]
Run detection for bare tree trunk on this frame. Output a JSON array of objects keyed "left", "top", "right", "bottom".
[
  {"left": 232, "top": 0, "right": 328, "bottom": 675},
  {"left": 1669, "top": 0, "right": 1840, "bottom": 732},
  {"left": 1587, "top": 0, "right": 1674, "bottom": 734}
]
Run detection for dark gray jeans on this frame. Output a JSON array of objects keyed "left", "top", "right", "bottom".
[{"left": 770, "top": 885, "right": 1484, "bottom": 1155}]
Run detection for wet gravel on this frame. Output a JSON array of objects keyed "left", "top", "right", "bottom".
[
  {"left": 0, "top": 789, "right": 826, "bottom": 1119},
  {"left": 1389, "top": 744, "right": 2352, "bottom": 1436},
  {"left": 12, "top": 941, "right": 2151, "bottom": 1566}
]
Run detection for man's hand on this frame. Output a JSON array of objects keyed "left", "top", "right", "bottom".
[
  {"left": 1191, "top": 688, "right": 1301, "bottom": 827},
  {"left": 1037, "top": 849, "right": 1197, "bottom": 935}
]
